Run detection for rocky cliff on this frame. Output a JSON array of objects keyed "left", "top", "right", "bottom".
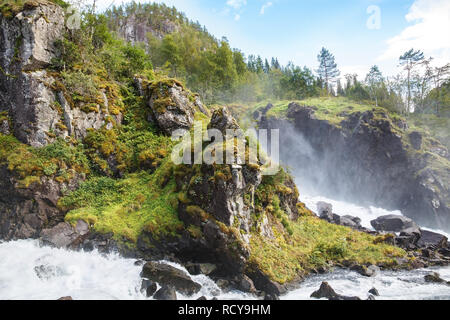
[
  {"left": 0, "top": 2, "right": 414, "bottom": 296},
  {"left": 0, "top": 1, "right": 122, "bottom": 147},
  {"left": 258, "top": 101, "right": 450, "bottom": 231}
]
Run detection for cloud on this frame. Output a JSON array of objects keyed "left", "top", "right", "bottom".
[
  {"left": 378, "top": 0, "right": 450, "bottom": 66},
  {"left": 234, "top": 14, "right": 241, "bottom": 21},
  {"left": 226, "top": 0, "right": 247, "bottom": 10},
  {"left": 260, "top": 2, "right": 273, "bottom": 15}
]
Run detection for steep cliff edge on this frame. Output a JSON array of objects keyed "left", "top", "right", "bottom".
[{"left": 257, "top": 99, "right": 449, "bottom": 231}]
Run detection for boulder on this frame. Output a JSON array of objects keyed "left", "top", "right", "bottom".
[
  {"left": 310, "top": 282, "right": 361, "bottom": 301},
  {"left": 197, "top": 296, "right": 207, "bottom": 301},
  {"left": 153, "top": 286, "right": 177, "bottom": 300},
  {"left": 369, "top": 288, "right": 380, "bottom": 296},
  {"left": 317, "top": 202, "right": 333, "bottom": 221},
  {"left": 367, "top": 295, "right": 376, "bottom": 300},
  {"left": 186, "top": 263, "right": 217, "bottom": 276},
  {"left": 141, "top": 262, "right": 201, "bottom": 296},
  {"left": 424, "top": 272, "right": 450, "bottom": 285},
  {"left": 264, "top": 293, "right": 280, "bottom": 301},
  {"left": 417, "top": 230, "right": 448, "bottom": 249},
  {"left": 340, "top": 215, "right": 362, "bottom": 229},
  {"left": 370, "top": 215, "right": 419, "bottom": 233},
  {"left": 40, "top": 220, "right": 89, "bottom": 249},
  {"left": 350, "top": 265, "right": 380, "bottom": 277},
  {"left": 141, "top": 279, "right": 158, "bottom": 297}
]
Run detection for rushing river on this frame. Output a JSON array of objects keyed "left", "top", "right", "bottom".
[{"left": 0, "top": 195, "right": 449, "bottom": 300}]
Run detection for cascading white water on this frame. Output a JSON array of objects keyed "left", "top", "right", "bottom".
[
  {"left": 0, "top": 196, "right": 449, "bottom": 300},
  {"left": 0, "top": 239, "right": 251, "bottom": 300}
]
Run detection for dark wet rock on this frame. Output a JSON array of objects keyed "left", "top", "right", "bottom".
[
  {"left": 371, "top": 215, "right": 419, "bottom": 233},
  {"left": 141, "top": 261, "right": 201, "bottom": 296},
  {"left": 236, "top": 275, "right": 257, "bottom": 293},
  {"left": 424, "top": 272, "right": 450, "bottom": 285},
  {"left": 40, "top": 220, "right": 89, "bottom": 249},
  {"left": 134, "top": 260, "right": 145, "bottom": 266},
  {"left": 310, "top": 282, "right": 361, "bottom": 301},
  {"left": 264, "top": 293, "right": 280, "bottom": 300},
  {"left": 186, "top": 263, "right": 217, "bottom": 276},
  {"left": 350, "top": 265, "right": 380, "bottom": 277},
  {"left": 141, "top": 279, "right": 158, "bottom": 297},
  {"left": 246, "top": 269, "right": 286, "bottom": 296},
  {"left": 153, "top": 286, "right": 177, "bottom": 300},
  {"left": 197, "top": 296, "right": 207, "bottom": 301},
  {"left": 367, "top": 295, "right": 377, "bottom": 300},
  {"left": 417, "top": 230, "right": 448, "bottom": 249},
  {"left": 57, "top": 296, "right": 73, "bottom": 301},
  {"left": 369, "top": 288, "right": 380, "bottom": 296},
  {"left": 409, "top": 132, "right": 423, "bottom": 150},
  {"left": 216, "top": 279, "right": 230, "bottom": 290}
]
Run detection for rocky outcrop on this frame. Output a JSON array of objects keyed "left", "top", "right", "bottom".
[
  {"left": 260, "top": 103, "right": 450, "bottom": 231},
  {"left": 0, "top": 2, "right": 122, "bottom": 147},
  {"left": 111, "top": 13, "right": 179, "bottom": 44},
  {"left": 146, "top": 79, "right": 208, "bottom": 135},
  {"left": 0, "top": 166, "right": 83, "bottom": 240}
]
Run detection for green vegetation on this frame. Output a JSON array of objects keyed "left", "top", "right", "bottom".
[
  {"left": 61, "top": 162, "right": 183, "bottom": 243},
  {"left": 0, "top": 135, "right": 90, "bottom": 187},
  {"left": 249, "top": 215, "right": 406, "bottom": 284}
]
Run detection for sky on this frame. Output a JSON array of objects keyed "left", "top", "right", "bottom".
[{"left": 93, "top": 0, "right": 450, "bottom": 80}]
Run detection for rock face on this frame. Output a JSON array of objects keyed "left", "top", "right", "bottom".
[
  {"left": 146, "top": 80, "right": 208, "bottom": 135},
  {"left": 112, "top": 13, "right": 180, "bottom": 44},
  {"left": 141, "top": 261, "right": 201, "bottom": 296},
  {"left": 0, "top": 166, "right": 83, "bottom": 240},
  {"left": 260, "top": 103, "right": 450, "bottom": 231},
  {"left": 0, "top": 3, "right": 121, "bottom": 147}
]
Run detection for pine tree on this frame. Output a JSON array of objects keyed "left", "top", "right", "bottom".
[
  {"left": 316, "top": 47, "right": 340, "bottom": 94},
  {"left": 399, "top": 49, "right": 425, "bottom": 113}
]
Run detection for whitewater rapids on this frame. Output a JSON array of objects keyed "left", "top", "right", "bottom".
[{"left": 0, "top": 195, "right": 449, "bottom": 300}]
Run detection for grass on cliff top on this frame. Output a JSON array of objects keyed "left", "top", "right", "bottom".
[
  {"left": 0, "top": 0, "right": 68, "bottom": 18},
  {"left": 249, "top": 215, "right": 407, "bottom": 284},
  {"left": 251, "top": 97, "right": 398, "bottom": 125},
  {"left": 60, "top": 160, "right": 184, "bottom": 244}
]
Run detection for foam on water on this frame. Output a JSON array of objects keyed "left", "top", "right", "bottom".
[{"left": 0, "top": 240, "right": 249, "bottom": 300}]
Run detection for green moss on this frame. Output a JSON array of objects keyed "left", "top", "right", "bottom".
[
  {"left": 0, "top": 135, "right": 90, "bottom": 185},
  {"left": 62, "top": 161, "right": 184, "bottom": 244},
  {"left": 249, "top": 216, "right": 406, "bottom": 284}
]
